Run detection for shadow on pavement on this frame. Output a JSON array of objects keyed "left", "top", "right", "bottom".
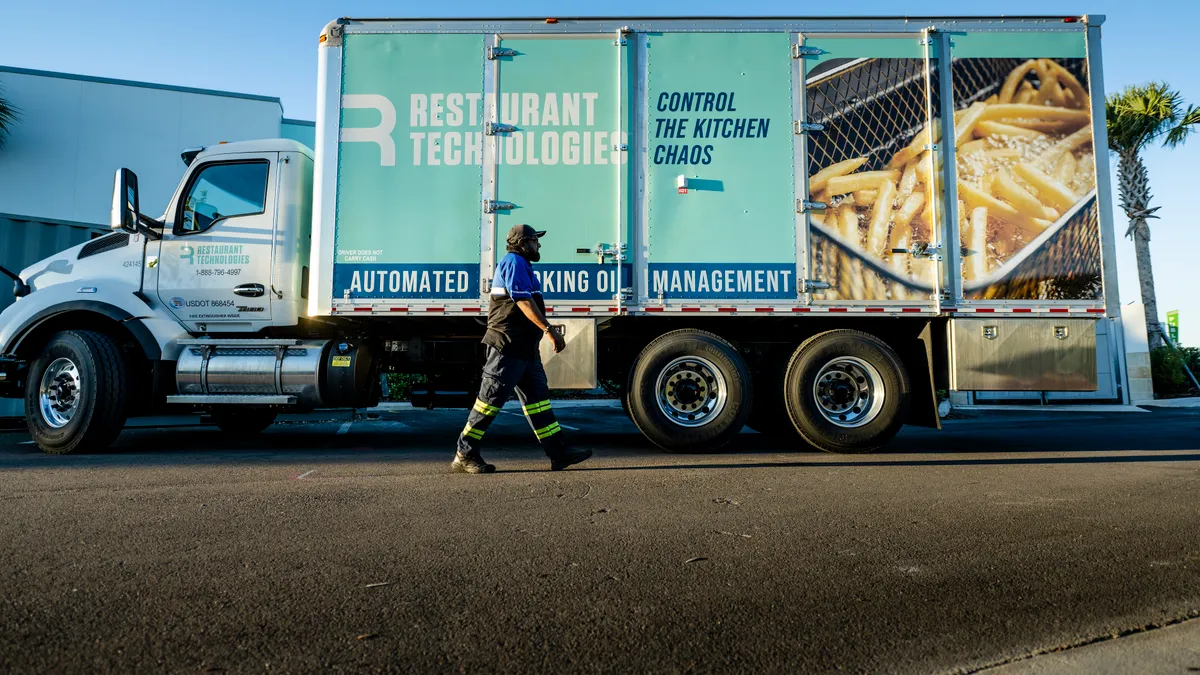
[{"left": 0, "top": 407, "right": 1197, "bottom": 471}]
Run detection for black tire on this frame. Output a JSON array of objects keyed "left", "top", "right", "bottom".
[
  {"left": 209, "top": 408, "right": 278, "bottom": 433},
  {"left": 24, "top": 330, "right": 128, "bottom": 454},
  {"left": 784, "top": 330, "right": 909, "bottom": 454},
  {"left": 627, "top": 329, "right": 751, "bottom": 453}
]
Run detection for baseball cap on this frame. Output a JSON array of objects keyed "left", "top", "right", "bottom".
[{"left": 505, "top": 224, "right": 546, "bottom": 246}]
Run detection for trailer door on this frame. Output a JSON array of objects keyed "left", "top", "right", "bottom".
[
  {"left": 331, "top": 33, "right": 487, "bottom": 310},
  {"left": 945, "top": 31, "right": 1103, "bottom": 309},
  {"left": 799, "top": 35, "right": 943, "bottom": 310},
  {"left": 642, "top": 32, "right": 799, "bottom": 308},
  {"left": 488, "top": 35, "right": 632, "bottom": 309}
]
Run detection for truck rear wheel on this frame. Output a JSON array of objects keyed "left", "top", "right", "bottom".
[
  {"left": 783, "top": 330, "right": 909, "bottom": 454},
  {"left": 208, "top": 408, "right": 278, "bottom": 434},
  {"left": 25, "top": 330, "right": 129, "bottom": 454},
  {"left": 627, "top": 329, "right": 751, "bottom": 453}
]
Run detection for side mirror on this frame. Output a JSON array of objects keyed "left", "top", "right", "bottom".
[{"left": 111, "top": 168, "right": 140, "bottom": 233}]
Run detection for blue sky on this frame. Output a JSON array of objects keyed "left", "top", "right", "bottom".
[{"left": 5, "top": 0, "right": 1197, "bottom": 346}]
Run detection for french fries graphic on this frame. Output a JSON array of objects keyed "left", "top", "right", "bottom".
[{"left": 810, "top": 58, "right": 1095, "bottom": 285}]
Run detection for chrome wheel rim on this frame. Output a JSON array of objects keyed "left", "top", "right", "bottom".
[
  {"left": 39, "top": 357, "right": 82, "bottom": 429},
  {"left": 812, "top": 356, "right": 885, "bottom": 428},
  {"left": 655, "top": 356, "right": 727, "bottom": 427}
]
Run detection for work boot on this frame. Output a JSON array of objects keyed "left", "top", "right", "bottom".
[
  {"left": 451, "top": 451, "right": 496, "bottom": 474},
  {"left": 549, "top": 447, "right": 593, "bottom": 471}
]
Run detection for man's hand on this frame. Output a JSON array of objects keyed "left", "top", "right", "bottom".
[
  {"left": 516, "top": 298, "right": 565, "bottom": 353},
  {"left": 545, "top": 326, "right": 566, "bottom": 353}
]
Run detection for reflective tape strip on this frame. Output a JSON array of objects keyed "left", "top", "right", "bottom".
[
  {"left": 523, "top": 400, "right": 552, "bottom": 415},
  {"left": 462, "top": 424, "right": 485, "bottom": 440},
  {"left": 473, "top": 399, "right": 500, "bottom": 416},
  {"left": 534, "top": 422, "right": 561, "bottom": 439}
]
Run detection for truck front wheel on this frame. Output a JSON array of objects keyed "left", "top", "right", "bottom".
[
  {"left": 783, "top": 330, "right": 909, "bottom": 454},
  {"left": 25, "top": 330, "right": 129, "bottom": 454},
  {"left": 627, "top": 329, "right": 751, "bottom": 453}
]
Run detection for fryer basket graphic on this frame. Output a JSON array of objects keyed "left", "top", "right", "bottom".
[{"left": 806, "top": 52, "right": 1099, "bottom": 301}]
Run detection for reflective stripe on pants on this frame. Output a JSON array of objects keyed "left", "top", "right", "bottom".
[{"left": 456, "top": 346, "right": 565, "bottom": 456}]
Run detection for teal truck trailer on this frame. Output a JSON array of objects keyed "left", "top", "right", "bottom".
[{"left": 0, "top": 15, "right": 1122, "bottom": 454}]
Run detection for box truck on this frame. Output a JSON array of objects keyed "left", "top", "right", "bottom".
[{"left": 0, "top": 15, "right": 1124, "bottom": 454}]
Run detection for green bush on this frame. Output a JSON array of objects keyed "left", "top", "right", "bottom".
[
  {"left": 380, "top": 373, "right": 427, "bottom": 402},
  {"left": 1150, "top": 346, "right": 1200, "bottom": 398}
]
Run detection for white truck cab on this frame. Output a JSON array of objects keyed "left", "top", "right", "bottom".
[
  {"left": 151, "top": 140, "right": 313, "bottom": 334},
  {"left": 1, "top": 139, "right": 312, "bottom": 349},
  {"left": 0, "top": 139, "right": 372, "bottom": 453}
]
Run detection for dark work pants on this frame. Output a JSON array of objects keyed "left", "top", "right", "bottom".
[{"left": 456, "top": 347, "right": 565, "bottom": 456}]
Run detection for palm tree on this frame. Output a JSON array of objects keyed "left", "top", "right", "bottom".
[
  {"left": 1106, "top": 83, "right": 1200, "bottom": 349},
  {"left": 0, "top": 85, "right": 16, "bottom": 149}
]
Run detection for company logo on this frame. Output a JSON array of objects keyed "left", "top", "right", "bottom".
[
  {"left": 341, "top": 94, "right": 397, "bottom": 166},
  {"left": 179, "top": 244, "right": 250, "bottom": 266},
  {"left": 170, "top": 296, "right": 185, "bottom": 309}
]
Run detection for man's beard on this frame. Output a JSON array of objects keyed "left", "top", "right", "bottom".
[{"left": 520, "top": 244, "right": 541, "bottom": 262}]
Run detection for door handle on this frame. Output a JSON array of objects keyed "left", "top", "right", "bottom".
[{"left": 233, "top": 283, "right": 265, "bottom": 298}]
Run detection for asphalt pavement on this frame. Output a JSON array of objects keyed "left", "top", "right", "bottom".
[{"left": 1, "top": 404, "right": 1198, "bottom": 673}]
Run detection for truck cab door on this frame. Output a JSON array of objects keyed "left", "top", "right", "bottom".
[{"left": 157, "top": 153, "right": 277, "bottom": 330}]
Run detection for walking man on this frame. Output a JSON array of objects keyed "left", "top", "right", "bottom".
[{"left": 452, "top": 224, "right": 593, "bottom": 474}]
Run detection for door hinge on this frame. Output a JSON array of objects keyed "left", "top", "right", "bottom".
[
  {"left": 794, "top": 121, "right": 825, "bottom": 134},
  {"left": 483, "top": 199, "right": 516, "bottom": 214},
  {"left": 802, "top": 279, "right": 831, "bottom": 292},
  {"left": 797, "top": 200, "right": 827, "bottom": 213},
  {"left": 792, "top": 45, "right": 824, "bottom": 58},
  {"left": 614, "top": 287, "right": 632, "bottom": 301},
  {"left": 480, "top": 277, "right": 492, "bottom": 294},
  {"left": 486, "top": 46, "right": 518, "bottom": 60},
  {"left": 484, "top": 121, "right": 517, "bottom": 136}
]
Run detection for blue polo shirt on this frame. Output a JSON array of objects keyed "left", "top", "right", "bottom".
[
  {"left": 483, "top": 253, "right": 546, "bottom": 358},
  {"left": 491, "top": 252, "right": 542, "bottom": 300}
]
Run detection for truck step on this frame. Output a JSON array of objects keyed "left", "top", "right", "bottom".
[{"left": 166, "top": 395, "right": 297, "bottom": 405}]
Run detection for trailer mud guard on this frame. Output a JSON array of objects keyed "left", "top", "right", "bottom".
[{"left": 902, "top": 321, "right": 941, "bottom": 430}]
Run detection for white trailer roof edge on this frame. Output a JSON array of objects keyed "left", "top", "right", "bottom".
[{"left": 330, "top": 16, "right": 1103, "bottom": 35}]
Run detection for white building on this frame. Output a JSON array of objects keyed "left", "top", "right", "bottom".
[{"left": 0, "top": 65, "right": 313, "bottom": 416}]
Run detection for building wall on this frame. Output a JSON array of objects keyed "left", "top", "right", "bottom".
[
  {"left": 0, "top": 67, "right": 289, "bottom": 225},
  {"left": 281, "top": 118, "right": 316, "bottom": 149}
]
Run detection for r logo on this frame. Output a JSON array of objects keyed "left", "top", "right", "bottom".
[
  {"left": 341, "top": 94, "right": 397, "bottom": 166},
  {"left": 179, "top": 245, "right": 194, "bottom": 265}
]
